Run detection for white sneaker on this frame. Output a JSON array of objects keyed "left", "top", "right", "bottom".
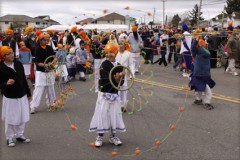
[
  {"left": 182, "top": 73, "right": 188, "bottom": 77},
  {"left": 109, "top": 136, "right": 122, "bottom": 146},
  {"left": 95, "top": 136, "right": 103, "bottom": 147},
  {"left": 233, "top": 72, "right": 239, "bottom": 76},
  {"left": 30, "top": 108, "right": 36, "bottom": 114}
]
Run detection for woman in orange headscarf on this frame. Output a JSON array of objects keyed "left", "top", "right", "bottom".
[
  {"left": 89, "top": 42, "right": 126, "bottom": 147},
  {"left": 0, "top": 46, "right": 32, "bottom": 147}
]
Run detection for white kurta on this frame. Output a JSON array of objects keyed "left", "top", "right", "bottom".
[
  {"left": 23, "top": 64, "right": 31, "bottom": 76},
  {"left": 2, "top": 95, "right": 29, "bottom": 125},
  {"left": 56, "top": 64, "right": 68, "bottom": 78},
  {"left": 89, "top": 92, "right": 126, "bottom": 134},
  {"left": 35, "top": 71, "right": 55, "bottom": 87},
  {"left": 115, "top": 50, "right": 135, "bottom": 107}
]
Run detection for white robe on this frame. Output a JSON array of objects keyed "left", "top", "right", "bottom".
[
  {"left": 115, "top": 50, "right": 135, "bottom": 107},
  {"left": 2, "top": 95, "right": 29, "bottom": 125}
]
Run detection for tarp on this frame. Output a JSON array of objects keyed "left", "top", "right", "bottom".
[{"left": 42, "top": 24, "right": 129, "bottom": 32}]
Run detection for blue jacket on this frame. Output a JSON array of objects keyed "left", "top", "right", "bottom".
[
  {"left": 56, "top": 50, "right": 67, "bottom": 63},
  {"left": 191, "top": 39, "right": 211, "bottom": 77},
  {"left": 19, "top": 50, "right": 32, "bottom": 64}
]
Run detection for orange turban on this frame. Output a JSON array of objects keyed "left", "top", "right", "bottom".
[
  {"left": 19, "top": 41, "right": 25, "bottom": 46},
  {"left": 0, "top": 46, "right": 13, "bottom": 62},
  {"left": 132, "top": 26, "right": 138, "bottom": 32},
  {"left": 36, "top": 30, "right": 41, "bottom": 36},
  {"left": 57, "top": 44, "right": 63, "bottom": 49},
  {"left": 38, "top": 33, "right": 46, "bottom": 41},
  {"left": 104, "top": 43, "right": 118, "bottom": 55},
  {"left": 4, "top": 29, "right": 14, "bottom": 36},
  {"left": 47, "top": 30, "right": 54, "bottom": 35},
  {"left": 24, "top": 26, "right": 33, "bottom": 35},
  {"left": 71, "top": 26, "right": 77, "bottom": 33},
  {"left": 79, "top": 30, "right": 86, "bottom": 37},
  {"left": 228, "top": 21, "right": 233, "bottom": 26}
]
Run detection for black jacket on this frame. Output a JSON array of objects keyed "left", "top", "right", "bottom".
[
  {"left": 35, "top": 44, "right": 55, "bottom": 72},
  {"left": 99, "top": 60, "right": 124, "bottom": 94},
  {"left": 0, "top": 60, "right": 31, "bottom": 98}
]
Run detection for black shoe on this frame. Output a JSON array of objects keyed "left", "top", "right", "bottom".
[
  {"left": 16, "top": 136, "right": 31, "bottom": 143},
  {"left": 79, "top": 77, "right": 86, "bottom": 81},
  {"left": 193, "top": 99, "right": 203, "bottom": 105},
  {"left": 205, "top": 103, "right": 214, "bottom": 110},
  {"left": 121, "top": 108, "right": 127, "bottom": 113},
  {"left": 7, "top": 139, "right": 15, "bottom": 147}
]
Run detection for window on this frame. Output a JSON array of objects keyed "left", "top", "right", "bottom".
[
  {"left": 26, "top": 22, "right": 28, "bottom": 25},
  {"left": 36, "top": 22, "right": 40, "bottom": 25},
  {"left": 5, "top": 21, "right": 9, "bottom": 24}
]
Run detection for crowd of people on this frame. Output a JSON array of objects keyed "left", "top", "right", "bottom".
[{"left": 0, "top": 22, "right": 239, "bottom": 147}]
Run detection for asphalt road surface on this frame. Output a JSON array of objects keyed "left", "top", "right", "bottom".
[{"left": 1, "top": 59, "right": 239, "bottom": 160}]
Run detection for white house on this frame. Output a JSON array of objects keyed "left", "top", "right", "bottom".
[
  {"left": 210, "top": 12, "right": 240, "bottom": 28},
  {"left": 0, "top": 14, "right": 60, "bottom": 33}
]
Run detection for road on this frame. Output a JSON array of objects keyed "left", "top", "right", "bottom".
[{"left": 1, "top": 59, "right": 240, "bottom": 160}]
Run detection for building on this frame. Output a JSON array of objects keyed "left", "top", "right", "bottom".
[
  {"left": 0, "top": 14, "right": 60, "bottom": 33},
  {"left": 35, "top": 15, "right": 60, "bottom": 26},
  {"left": 95, "top": 12, "right": 135, "bottom": 27},
  {"left": 210, "top": 12, "right": 240, "bottom": 28},
  {"left": 76, "top": 18, "right": 95, "bottom": 25}
]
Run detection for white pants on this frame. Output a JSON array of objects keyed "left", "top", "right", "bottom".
[
  {"left": 226, "top": 58, "right": 237, "bottom": 73},
  {"left": 5, "top": 122, "right": 25, "bottom": 140},
  {"left": 131, "top": 52, "right": 141, "bottom": 73},
  {"left": 30, "top": 85, "right": 56, "bottom": 109},
  {"left": 195, "top": 85, "right": 212, "bottom": 104}
]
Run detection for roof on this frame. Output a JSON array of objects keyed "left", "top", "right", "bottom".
[
  {"left": 233, "top": 12, "right": 240, "bottom": 19},
  {"left": 76, "top": 18, "right": 94, "bottom": 24},
  {"left": 35, "top": 15, "right": 49, "bottom": 19},
  {"left": 0, "top": 14, "right": 45, "bottom": 22},
  {"left": 96, "top": 12, "right": 125, "bottom": 21},
  {"left": 212, "top": 12, "right": 240, "bottom": 21},
  {"left": 35, "top": 15, "right": 60, "bottom": 24}
]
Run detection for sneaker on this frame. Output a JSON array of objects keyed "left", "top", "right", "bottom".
[
  {"left": 16, "top": 136, "right": 31, "bottom": 143},
  {"left": 79, "top": 77, "right": 86, "bottom": 81},
  {"left": 109, "top": 136, "right": 122, "bottom": 146},
  {"left": 204, "top": 103, "right": 214, "bottom": 110},
  {"left": 233, "top": 72, "right": 239, "bottom": 76},
  {"left": 30, "top": 108, "right": 36, "bottom": 114},
  {"left": 121, "top": 108, "right": 127, "bottom": 113},
  {"left": 7, "top": 139, "right": 15, "bottom": 147},
  {"left": 193, "top": 99, "right": 203, "bottom": 105},
  {"left": 95, "top": 136, "right": 103, "bottom": 147}
]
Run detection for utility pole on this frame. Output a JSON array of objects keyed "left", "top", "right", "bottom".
[
  {"left": 144, "top": 15, "right": 146, "bottom": 24},
  {"left": 153, "top": 8, "right": 156, "bottom": 24},
  {"left": 197, "top": 0, "right": 203, "bottom": 29},
  {"left": 162, "top": 0, "right": 166, "bottom": 28}
]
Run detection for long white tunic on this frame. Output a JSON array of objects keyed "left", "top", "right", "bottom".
[
  {"left": 2, "top": 95, "right": 30, "bottom": 125},
  {"left": 115, "top": 50, "right": 135, "bottom": 79}
]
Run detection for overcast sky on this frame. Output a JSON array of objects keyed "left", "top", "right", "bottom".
[{"left": 0, "top": 0, "right": 226, "bottom": 24}]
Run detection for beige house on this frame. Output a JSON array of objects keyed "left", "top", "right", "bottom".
[
  {"left": 0, "top": 14, "right": 60, "bottom": 33},
  {"left": 76, "top": 18, "right": 95, "bottom": 25},
  {"left": 95, "top": 13, "right": 135, "bottom": 26}
]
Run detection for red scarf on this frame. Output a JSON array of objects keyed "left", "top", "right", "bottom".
[{"left": 19, "top": 48, "right": 31, "bottom": 52}]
